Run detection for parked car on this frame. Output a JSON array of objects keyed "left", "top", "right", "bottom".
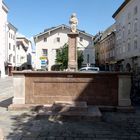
[{"left": 79, "top": 67, "right": 100, "bottom": 72}]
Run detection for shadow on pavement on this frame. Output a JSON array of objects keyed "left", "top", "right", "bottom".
[
  {"left": 0, "top": 97, "right": 13, "bottom": 108},
  {"left": 5, "top": 107, "right": 140, "bottom": 140}
]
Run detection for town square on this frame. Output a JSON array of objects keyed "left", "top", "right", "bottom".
[{"left": 0, "top": 0, "right": 140, "bottom": 139}]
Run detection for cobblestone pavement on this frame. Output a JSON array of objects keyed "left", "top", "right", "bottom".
[{"left": 0, "top": 103, "right": 140, "bottom": 140}]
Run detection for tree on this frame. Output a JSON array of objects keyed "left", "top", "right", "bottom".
[
  {"left": 77, "top": 50, "right": 84, "bottom": 69},
  {"left": 55, "top": 43, "right": 84, "bottom": 71},
  {"left": 55, "top": 43, "right": 68, "bottom": 70}
]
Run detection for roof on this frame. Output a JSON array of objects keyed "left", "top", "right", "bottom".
[
  {"left": 100, "top": 24, "right": 116, "bottom": 41},
  {"left": 2, "top": 1, "right": 8, "bottom": 13},
  {"left": 34, "top": 24, "right": 94, "bottom": 39},
  {"left": 112, "top": 0, "right": 131, "bottom": 18},
  {"left": 93, "top": 32, "right": 103, "bottom": 44},
  {"left": 16, "top": 33, "right": 31, "bottom": 43},
  {"left": 8, "top": 22, "right": 18, "bottom": 32},
  {"left": 16, "top": 41, "right": 28, "bottom": 51}
]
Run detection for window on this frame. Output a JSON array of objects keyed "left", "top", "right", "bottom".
[
  {"left": 122, "top": 26, "right": 125, "bottom": 39},
  {"left": 128, "top": 12, "right": 131, "bottom": 20},
  {"left": 56, "top": 49, "right": 60, "bottom": 54},
  {"left": 128, "top": 23, "right": 131, "bottom": 34},
  {"left": 80, "top": 37, "right": 83, "bottom": 42},
  {"left": 57, "top": 37, "right": 60, "bottom": 42},
  {"left": 134, "top": 39, "right": 137, "bottom": 49},
  {"left": 134, "top": 6, "right": 138, "bottom": 15},
  {"left": 13, "top": 35, "right": 15, "bottom": 40},
  {"left": 13, "top": 45, "right": 15, "bottom": 51},
  {"left": 44, "top": 37, "right": 47, "bottom": 42},
  {"left": 134, "top": 19, "right": 137, "bottom": 32},
  {"left": 42, "top": 49, "right": 48, "bottom": 56},
  {"left": 128, "top": 42, "right": 131, "bottom": 51},
  {"left": 87, "top": 54, "right": 90, "bottom": 63},
  {"left": 13, "top": 56, "right": 15, "bottom": 63},
  {"left": 17, "top": 45, "right": 20, "bottom": 50},
  {"left": 9, "top": 43, "right": 11, "bottom": 50},
  {"left": 9, "top": 54, "right": 12, "bottom": 62}
]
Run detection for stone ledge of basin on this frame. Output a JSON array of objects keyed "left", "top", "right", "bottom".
[
  {"left": 12, "top": 71, "right": 132, "bottom": 75},
  {"left": 8, "top": 104, "right": 52, "bottom": 111},
  {"left": 98, "top": 105, "right": 117, "bottom": 112},
  {"left": 98, "top": 105, "right": 135, "bottom": 113},
  {"left": 116, "top": 106, "right": 135, "bottom": 113}
]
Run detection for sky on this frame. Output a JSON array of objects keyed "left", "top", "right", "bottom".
[{"left": 4, "top": 0, "right": 124, "bottom": 38}]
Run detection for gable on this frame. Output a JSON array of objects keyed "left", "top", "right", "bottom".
[{"left": 34, "top": 24, "right": 93, "bottom": 43}]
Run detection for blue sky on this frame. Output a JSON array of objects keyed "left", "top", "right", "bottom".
[{"left": 5, "top": 0, "right": 124, "bottom": 38}]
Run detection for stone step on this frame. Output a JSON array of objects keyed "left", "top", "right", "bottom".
[
  {"left": 52, "top": 101, "right": 88, "bottom": 112},
  {"left": 36, "top": 106, "right": 102, "bottom": 122}
]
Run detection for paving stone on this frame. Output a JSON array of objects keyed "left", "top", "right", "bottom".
[
  {"left": 23, "top": 132, "right": 40, "bottom": 138},
  {"left": 83, "top": 138, "right": 93, "bottom": 140},
  {"left": 55, "top": 137, "right": 65, "bottom": 140},
  {"left": 36, "top": 137, "right": 46, "bottom": 140},
  {"left": 47, "top": 136, "right": 56, "bottom": 140},
  {"left": 21, "top": 138, "right": 36, "bottom": 140},
  {"left": 39, "top": 131, "right": 49, "bottom": 137},
  {"left": 66, "top": 137, "right": 74, "bottom": 140},
  {"left": 1, "top": 101, "right": 140, "bottom": 140},
  {"left": 74, "top": 138, "right": 82, "bottom": 140},
  {"left": 6, "top": 134, "right": 23, "bottom": 140}
]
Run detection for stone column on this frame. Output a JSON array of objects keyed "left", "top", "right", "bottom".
[
  {"left": 118, "top": 75, "right": 131, "bottom": 106},
  {"left": 13, "top": 73, "right": 25, "bottom": 104},
  {"left": 68, "top": 32, "right": 79, "bottom": 71}
]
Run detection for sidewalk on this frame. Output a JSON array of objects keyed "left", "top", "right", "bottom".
[
  {"left": 0, "top": 99, "right": 140, "bottom": 140},
  {"left": 0, "top": 76, "right": 13, "bottom": 102}
]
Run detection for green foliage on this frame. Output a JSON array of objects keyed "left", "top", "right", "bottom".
[
  {"left": 77, "top": 50, "right": 84, "bottom": 69},
  {"left": 55, "top": 43, "right": 84, "bottom": 71},
  {"left": 55, "top": 43, "right": 68, "bottom": 70}
]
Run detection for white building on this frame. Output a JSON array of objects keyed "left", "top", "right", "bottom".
[
  {"left": 5, "top": 22, "right": 17, "bottom": 76},
  {"left": 31, "top": 51, "right": 36, "bottom": 70},
  {"left": 34, "top": 24, "right": 94, "bottom": 71},
  {"left": 0, "top": 0, "right": 8, "bottom": 77},
  {"left": 16, "top": 36, "right": 32, "bottom": 70},
  {"left": 113, "top": 0, "right": 140, "bottom": 73}
]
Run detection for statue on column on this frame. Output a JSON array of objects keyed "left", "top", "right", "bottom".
[{"left": 69, "top": 13, "right": 78, "bottom": 33}]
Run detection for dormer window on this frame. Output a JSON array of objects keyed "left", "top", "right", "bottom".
[
  {"left": 57, "top": 37, "right": 60, "bottom": 42},
  {"left": 44, "top": 37, "right": 47, "bottom": 42},
  {"left": 80, "top": 37, "right": 83, "bottom": 42}
]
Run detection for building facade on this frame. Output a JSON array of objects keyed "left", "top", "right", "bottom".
[
  {"left": 16, "top": 36, "right": 32, "bottom": 70},
  {"left": 5, "top": 22, "right": 17, "bottom": 75},
  {"left": 94, "top": 32, "right": 103, "bottom": 67},
  {"left": 34, "top": 24, "right": 94, "bottom": 71},
  {"left": 94, "top": 24, "right": 116, "bottom": 71},
  {"left": 0, "top": 0, "right": 8, "bottom": 77},
  {"left": 113, "top": 0, "right": 140, "bottom": 73}
]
